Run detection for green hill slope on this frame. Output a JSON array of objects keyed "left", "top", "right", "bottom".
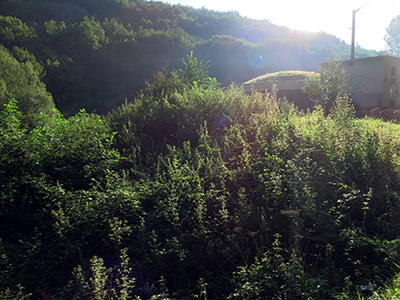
[
  {"left": 0, "top": 0, "right": 380, "bottom": 113},
  {"left": 0, "top": 0, "right": 379, "bottom": 114}
]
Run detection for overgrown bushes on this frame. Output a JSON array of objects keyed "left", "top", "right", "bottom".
[{"left": 1, "top": 56, "right": 400, "bottom": 299}]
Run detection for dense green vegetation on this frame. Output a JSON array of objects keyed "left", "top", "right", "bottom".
[
  {"left": 367, "top": 272, "right": 400, "bottom": 299},
  {"left": 1, "top": 1, "right": 400, "bottom": 299},
  {"left": 0, "top": 0, "right": 378, "bottom": 115},
  {"left": 1, "top": 51, "right": 400, "bottom": 299}
]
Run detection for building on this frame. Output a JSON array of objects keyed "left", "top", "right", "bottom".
[
  {"left": 242, "top": 71, "right": 318, "bottom": 109},
  {"left": 243, "top": 55, "right": 400, "bottom": 112},
  {"left": 334, "top": 55, "right": 400, "bottom": 109}
]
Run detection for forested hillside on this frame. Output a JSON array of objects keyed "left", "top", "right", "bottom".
[{"left": 0, "top": 0, "right": 377, "bottom": 114}]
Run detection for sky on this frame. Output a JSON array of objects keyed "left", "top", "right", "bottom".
[{"left": 160, "top": 0, "right": 400, "bottom": 51}]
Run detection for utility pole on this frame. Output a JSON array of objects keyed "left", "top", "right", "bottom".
[
  {"left": 351, "top": 0, "right": 373, "bottom": 61},
  {"left": 351, "top": 9, "right": 357, "bottom": 60}
]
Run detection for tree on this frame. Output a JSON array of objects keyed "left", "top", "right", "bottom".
[
  {"left": 0, "top": 46, "right": 54, "bottom": 121},
  {"left": 385, "top": 16, "right": 400, "bottom": 55},
  {"left": 305, "top": 60, "right": 350, "bottom": 112},
  {"left": 0, "top": 16, "right": 36, "bottom": 47},
  {"left": 76, "top": 16, "right": 107, "bottom": 50}
]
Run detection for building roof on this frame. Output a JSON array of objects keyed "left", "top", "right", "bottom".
[
  {"left": 325, "top": 55, "right": 400, "bottom": 66},
  {"left": 243, "top": 70, "right": 319, "bottom": 92}
]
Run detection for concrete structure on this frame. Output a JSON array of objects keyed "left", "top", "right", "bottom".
[
  {"left": 243, "top": 71, "right": 318, "bottom": 109},
  {"left": 244, "top": 56, "right": 400, "bottom": 111},
  {"left": 336, "top": 55, "right": 400, "bottom": 109}
]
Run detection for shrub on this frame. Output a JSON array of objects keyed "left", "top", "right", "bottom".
[{"left": 63, "top": 248, "right": 140, "bottom": 299}]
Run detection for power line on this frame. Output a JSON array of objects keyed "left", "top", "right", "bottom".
[{"left": 356, "top": 0, "right": 374, "bottom": 12}]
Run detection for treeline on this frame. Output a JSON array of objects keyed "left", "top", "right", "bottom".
[
  {"left": 0, "top": 0, "right": 378, "bottom": 114},
  {"left": 1, "top": 54, "right": 400, "bottom": 299}
]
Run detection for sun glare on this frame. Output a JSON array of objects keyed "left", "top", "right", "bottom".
[{"left": 165, "top": 0, "right": 400, "bottom": 50}]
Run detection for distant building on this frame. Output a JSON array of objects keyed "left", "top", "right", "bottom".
[
  {"left": 243, "top": 71, "right": 318, "bottom": 109},
  {"left": 243, "top": 55, "right": 400, "bottom": 112},
  {"left": 333, "top": 55, "right": 400, "bottom": 109}
]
